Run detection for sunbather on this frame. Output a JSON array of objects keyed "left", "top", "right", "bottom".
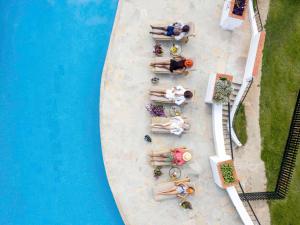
[
  {"left": 150, "top": 147, "right": 192, "bottom": 166},
  {"left": 150, "top": 85, "right": 193, "bottom": 105},
  {"left": 150, "top": 56, "right": 193, "bottom": 74},
  {"left": 151, "top": 116, "right": 189, "bottom": 135},
  {"left": 150, "top": 22, "right": 190, "bottom": 41},
  {"left": 157, "top": 181, "right": 195, "bottom": 199}
]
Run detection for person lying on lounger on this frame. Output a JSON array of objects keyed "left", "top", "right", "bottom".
[
  {"left": 150, "top": 147, "right": 192, "bottom": 166},
  {"left": 150, "top": 85, "right": 193, "bottom": 105},
  {"left": 150, "top": 56, "right": 193, "bottom": 74},
  {"left": 157, "top": 181, "right": 195, "bottom": 199},
  {"left": 151, "top": 116, "right": 189, "bottom": 135},
  {"left": 150, "top": 22, "right": 190, "bottom": 41}
]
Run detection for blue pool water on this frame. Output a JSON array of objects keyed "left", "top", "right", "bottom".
[{"left": 0, "top": 1, "right": 124, "bottom": 224}]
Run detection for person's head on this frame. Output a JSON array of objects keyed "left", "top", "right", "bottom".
[
  {"left": 184, "top": 59, "right": 193, "bottom": 68},
  {"left": 183, "top": 152, "right": 192, "bottom": 162},
  {"left": 182, "top": 25, "right": 190, "bottom": 33},
  {"left": 184, "top": 90, "right": 193, "bottom": 99},
  {"left": 187, "top": 186, "right": 195, "bottom": 195}
]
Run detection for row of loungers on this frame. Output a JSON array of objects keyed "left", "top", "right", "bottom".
[{"left": 148, "top": 22, "right": 196, "bottom": 207}]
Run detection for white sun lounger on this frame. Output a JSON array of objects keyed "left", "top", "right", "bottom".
[
  {"left": 153, "top": 178, "right": 193, "bottom": 201},
  {"left": 151, "top": 22, "right": 195, "bottom": 42},
  {"left": 150, "top": 116, "right": 190, "bottom": 134},
  {"left": 149, "top": 87, "right": 195, "bottom": 105}
]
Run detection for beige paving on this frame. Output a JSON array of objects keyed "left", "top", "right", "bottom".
[
  {"left": 100, "top": 0, "right": 252, "bottom": 224},
  {"left": 234, "top": 71, "right": 270, "bottom": 225},
  {"left": 234, "top": 1, "right": 271, "bottom": 224}
]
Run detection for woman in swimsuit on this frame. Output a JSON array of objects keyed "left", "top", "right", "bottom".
[
  {"left": 150, "top": 56, "right": 193, "bottom": 74},
  {"left": 158, "top": 182, "right": 195, "bottom": 198},
  {"left": 151, "top": 116, "right": 189, "bottom": 130},
  {"left": 151, "top": 116, "right": 190, "bottom": 135},
  {"left": 149, "top": 86, "right": 194, "bottom": 105},
  {"left": 150, "top": 147, "right": 192, "bottom": 166},
  {"left": 150, "top": 23, "right": 190, "bottom": 38}
]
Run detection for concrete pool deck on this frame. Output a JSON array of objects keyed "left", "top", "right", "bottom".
[{"left": 100, "top": 1, "right": 253, "bottom": 224}]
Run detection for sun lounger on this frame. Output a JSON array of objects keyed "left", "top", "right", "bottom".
[
  {"left": 149, "top": 87, "right": 195, "bottom": 105},
  {"left": 151, "top": 67, "right": 191, "bottom": 75},
  {"left": 151, "top": 116, "right": 190, "bottom": 135},
  {"left": 153, "top": 178, "right": 193, "bottom": 201},
  {"left": 151, "top": 22, "right": 195, "bottom": 42}
]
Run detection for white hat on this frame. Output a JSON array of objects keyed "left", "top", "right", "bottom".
[{"left": 183, "top": 152, "right": 192, "bottom": 161}]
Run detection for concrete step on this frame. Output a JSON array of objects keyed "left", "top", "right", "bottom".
[
  {"left": 232, "top": 89, "right": 239, "bottom": 95},
  {"left": 232, "top": 81, "right": 242, "bottom": 87}
]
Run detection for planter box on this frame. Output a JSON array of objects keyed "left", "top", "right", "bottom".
[
  {"left": 217, "top": 159, "right": 239, "bottom": 188},
  {"left": 205, "top": 73, "right": 233, "bottom": 104},
  {"left": 220, "top": 0, "right": 248, "bottom": 30},
  {"left": 216, "top": 73, "right": 233, "bottom": 82}
]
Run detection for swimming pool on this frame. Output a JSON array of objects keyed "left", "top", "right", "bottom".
[{"left": 0, "top": 1, "right": 124, "bottom": 224}]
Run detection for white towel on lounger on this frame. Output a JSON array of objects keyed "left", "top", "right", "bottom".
[
  {"left": 165, "top": 86, "right": 186, "bottom": 105},
  {"left": 169, "top": 116, "right": 184, "bottom": 135}
]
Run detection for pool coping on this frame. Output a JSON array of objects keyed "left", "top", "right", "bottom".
[{"left": 99, "top": 1, "right": 130, "bottom": 224}]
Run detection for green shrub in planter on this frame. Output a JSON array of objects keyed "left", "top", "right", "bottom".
[
  {"left": 221, "top": 163, "right": 236, "bottom": 184},
  {"left": 213, "top": 78, "right": 233, "bottom": 104}
]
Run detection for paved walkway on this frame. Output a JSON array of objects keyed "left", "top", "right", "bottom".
[
  {"left": 234, "top": 1, "right": 271, "bottom": 224},
  {"left": 100, "top": 1, "right": 251, "bottom": 224},
  {"left": 235, "top": 72, "right": 270, "bottom": 225}
]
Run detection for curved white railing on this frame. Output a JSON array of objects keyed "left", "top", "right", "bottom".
[{"left": 229, "top": 0, "right": 265, "bottom": 147}]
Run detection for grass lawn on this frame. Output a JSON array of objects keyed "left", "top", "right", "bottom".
[
  {"left": 233, "top": 104, "right": 247, "bottom": 145},
  {"left": 260, "top": 0, "right": 300, "bottom": 224}
]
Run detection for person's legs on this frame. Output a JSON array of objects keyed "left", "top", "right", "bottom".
[
  {"left": 149, "top": 31, "right": 167, "bottom": 36},
  {"left": 150, "top": 25, "right": 167, "bottom": 30},
  {"left": 150, "top": 91, "right": 166, "bottom": 97},
  {"left": 151, "top": 152, "right": 169, "bottom": 157},
  {"left": 151, "top": 161, "right": 171, "bottom": 166},
  {"left": 152, "top": 123, "right": 171, "bottom": 129},
  {"left": 159, "top": 191, "right": 178, "bottom": 195},
  {"left": 151, "top": 156, "right": 168, "bottom": 162},
  {"left": 150, "top": 60, "right": 170, "bottom": 66},
  {"left": 153, "top": 65, "right": 170, "bottom": 70},
  {"left": 159, "top": 187, "right": 177, "bottom": 195}
]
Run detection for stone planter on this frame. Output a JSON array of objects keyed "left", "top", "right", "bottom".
[
  {"left": 220, "top": 0, "right": 248, "bottom": 30},
  {"left": 205, "top": 73, "right": 233, "bottom": 104}
]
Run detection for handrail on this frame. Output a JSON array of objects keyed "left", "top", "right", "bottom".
[
  {"left": 235, "top": 78, "right": 253, "bottom": 118},
  {"left": 230, "top": 78, "right": 254, "bottom": 147},
  {"left": 227, "top": 102, "right": 234, "bottom": 160},
  {"left": 238, "top": 182, "right": 262, "bottom": 225},
  {"left": 227, "top": 102, "right": 262, "bottom": 225}
]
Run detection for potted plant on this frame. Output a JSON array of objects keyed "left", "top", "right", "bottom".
[
  {"left": 146, "top": 104, "right": 166, "bottom": 117},
  {"left": 220, "top": 0, "right": 248, "bottom": 30},
  {"left": 232, "top": 0, "right": 247, "bottom": 16},
  {"left": 213, "top": 74, "right": 233, "bottom": 104},
  {"left": 217, "top": 160, "right": 239, "bottom": 188}
]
